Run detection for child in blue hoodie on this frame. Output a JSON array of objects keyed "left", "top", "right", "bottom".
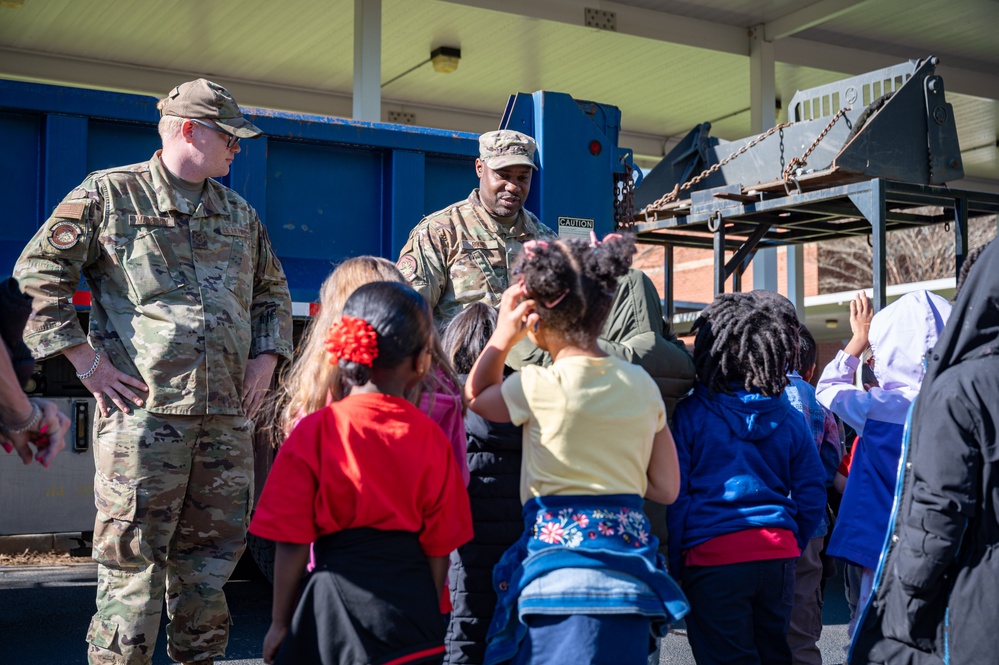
[{"left": 666, "top": 292, "right": 826, "bottom": 665}]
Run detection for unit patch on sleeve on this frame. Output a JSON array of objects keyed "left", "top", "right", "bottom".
[
  {"left": 397, "top": 255, "right": 417, "bottom": 280},
  {"left": 48, "top": 221, "right": 84, "bottom": 251}
]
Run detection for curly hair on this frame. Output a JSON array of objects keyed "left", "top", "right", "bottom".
[
  {"left": 691, "top": 292, "right": 800, "bottom": 396},
  {"left": 513, "top": 235, "right": 634, "bottom": 347}
]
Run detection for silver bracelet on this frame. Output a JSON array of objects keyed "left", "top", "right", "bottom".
[
  {"left": 0, "top": 401, "right": 42, "bottom": 435},
  {"left": 77, "top": 350, "right": 102, "bottom": 380}
]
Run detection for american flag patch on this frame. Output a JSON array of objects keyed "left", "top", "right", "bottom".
[{"left": 53, "top": 201, "right": 88, "bottom": 220}]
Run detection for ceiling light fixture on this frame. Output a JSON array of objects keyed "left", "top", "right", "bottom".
[
  {"left": 430, "top": 46, "right": 461, "bottom": 74},
  {"left": 382, "top": 46, "right": 461, "bottom": 89}
]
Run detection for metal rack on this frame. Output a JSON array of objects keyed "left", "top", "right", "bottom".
[{"left": 631, "top": 178, "right": 999, "bottom": 315}]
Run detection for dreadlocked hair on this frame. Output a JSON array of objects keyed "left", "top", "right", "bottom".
[
  {"left": 749, "top": 289, "right": 803, "bottom": 377},
  {"left": 513, "top": 235, "right": 634, "bottom": 347},
  {"left": 691, "top": 292, "right": 800, "bottom": 397}
]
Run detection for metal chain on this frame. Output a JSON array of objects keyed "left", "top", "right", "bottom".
[
  {"left": 781, "top": 107, "right": 850, "bottom": 182},
  {"left": 638, "top": 106, "right": 852, "bottom": 221},
  {"left": 614, "top": 162, "right": 636, "bottom": 230},
  {"left": 779, "top": 126, "right": 786, "bottom": 173},
  {"left": 640, "top": 121, "right": 792, "bottom": 219}
]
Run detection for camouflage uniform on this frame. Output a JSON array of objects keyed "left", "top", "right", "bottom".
[
  {"left": 397, "top": 191, "right": 557, "bottom": 322},
  {"left": 397, "top": 130, "right": 557, "bottom": 322},
  {"left": 15, "top": 152, "right": 293, "bottom": 664}
]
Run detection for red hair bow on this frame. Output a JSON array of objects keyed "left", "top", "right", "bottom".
[{"left": 325, "top": 316, "right": 379, "bottom": 367}]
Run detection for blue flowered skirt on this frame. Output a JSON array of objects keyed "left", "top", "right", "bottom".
[{"left": 483, "top": 494, "right": 689, "bottom": 665}]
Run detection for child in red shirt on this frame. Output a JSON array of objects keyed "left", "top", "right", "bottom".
[{"left": 251, "top": 281, "right": 473, "bottom": 665}]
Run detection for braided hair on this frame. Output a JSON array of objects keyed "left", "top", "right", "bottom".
[
  {"left": 513, "top": 235, "right": 634, "bottom": 347},
  {"left": 691, "top": 291, "right": 800, "bottom": 396}
]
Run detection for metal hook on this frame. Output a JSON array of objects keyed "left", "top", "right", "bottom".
[
  {"left": 707, "top": 211, "right": 722, "bottom": 233},
  {"left": 783, "top": 176, "right": 802, "bottom": 197},
  {"left": 944, "top": 221, "right": 951, "bottom": 232}
]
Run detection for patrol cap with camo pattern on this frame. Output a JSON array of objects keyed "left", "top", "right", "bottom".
[
  {"left": 478, "top": 130, "right": 538, "bottom": 170},
  {"left": 159, "top": 78, "right": 263, "bottom": 139}
]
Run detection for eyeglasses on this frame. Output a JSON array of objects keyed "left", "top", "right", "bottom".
[{"left": 189, "top": 118, "right": 240, "bottom": 148}]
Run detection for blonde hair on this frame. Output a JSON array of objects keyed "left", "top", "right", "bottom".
[
  {"left": 156, "top": 112, "right": 185, "bottom": 142},
  {"left": 271, "top": 256, "right": 462, "bottom": 444}
]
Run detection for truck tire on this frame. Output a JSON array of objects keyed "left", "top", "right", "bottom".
[{"left": 246, "top": 531, "right": 276, "bottom": 583}]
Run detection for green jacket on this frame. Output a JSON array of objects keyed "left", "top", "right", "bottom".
[{"left": 509, "top": 268, "right": 695, "bottom": 417}]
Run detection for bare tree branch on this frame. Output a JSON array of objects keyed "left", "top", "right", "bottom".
[{"left": 818, "top": 213, "right": 997, "bottom": 292}]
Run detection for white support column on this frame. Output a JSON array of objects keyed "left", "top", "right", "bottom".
[
  {"left": 750, "top": 25, "right": 778, "bottom": 292},
  {"left": 786, "top": 245, "right": 806, "bottom": 318},
  {"left": 353, "top": 0, "right": 381, "bottom": 122}
]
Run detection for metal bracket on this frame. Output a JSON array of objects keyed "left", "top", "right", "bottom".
[
  {"left": 924, "top": 75, "right": 964, "bottom": 183},
  {"left": 73, "top": 400, "right": 89, "bottom": 452},
  {"left": 723, "top": 223, "right": 772, "bottom": 281}
]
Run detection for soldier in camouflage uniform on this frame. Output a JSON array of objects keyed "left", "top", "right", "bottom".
[
  {"left": 397, "top": 130, "right": 558, "bottom": 323},
  {"left": 14, "top": 79, "right": 293, "bottom": 665}
]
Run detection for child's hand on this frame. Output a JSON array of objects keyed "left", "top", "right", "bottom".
[
  {"left": 850, "top": 291, "right": 874, "bottom": 336},
  {"left": 465, "top": 282, "right": 533, "bottom": 421},
  {"left": 844, "top": 291, "right": 873, "bottom": 359},
  {"left": 262, "top": 622, "right": 288, "bottom": 664},
  {"left": 494, "top": 281, "right": 537, "bottom": 350}
]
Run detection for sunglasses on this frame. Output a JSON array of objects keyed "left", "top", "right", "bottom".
[{"left": 189, "top": 118, "right": 240, "bottom": 148}]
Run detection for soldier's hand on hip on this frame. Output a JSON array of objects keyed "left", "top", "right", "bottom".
[{"left": 65, "top": 344, "right": 148, "bottom": 417}]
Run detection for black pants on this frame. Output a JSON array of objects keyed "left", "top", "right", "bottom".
[{"left": 682, "top": 558, "right": 796, "bottom": 665}]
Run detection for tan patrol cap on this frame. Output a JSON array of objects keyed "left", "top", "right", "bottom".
[
  {"left": 159, "top": 78, "right": 263, "bottom": 139},
  {"left": 479, "top": 130, "right": 538, "bottom": 170}
]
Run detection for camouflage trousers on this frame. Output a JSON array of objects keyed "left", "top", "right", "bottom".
[{"left": 85, "top": 409, "right": 253, "bottom": 665}]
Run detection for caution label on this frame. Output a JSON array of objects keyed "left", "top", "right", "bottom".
[{"left": 557, "top": 216, "right": 594, "bottom": 240}]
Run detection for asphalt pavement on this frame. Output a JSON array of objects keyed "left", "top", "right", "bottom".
[{"left": 0, "top": 561, "right": 851, "bottom": 664}]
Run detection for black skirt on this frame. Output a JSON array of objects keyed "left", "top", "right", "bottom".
[{"left": 275, "top": 528, "right": 445, "bottom": 665}]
